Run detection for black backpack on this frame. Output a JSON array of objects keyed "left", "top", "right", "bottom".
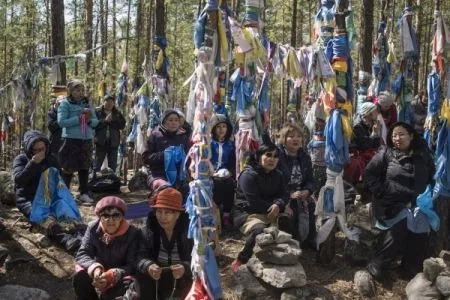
[{"left": 88, "top": 173, "right": 122, "bottom": 193}]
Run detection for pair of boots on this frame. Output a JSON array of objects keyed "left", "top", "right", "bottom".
[{"left": 48, "top": 224, "right": 83, "bottom": 253}]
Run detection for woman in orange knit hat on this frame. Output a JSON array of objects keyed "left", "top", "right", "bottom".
[{"left": 134, "top": 187, "right": 193, "bottom": 299}]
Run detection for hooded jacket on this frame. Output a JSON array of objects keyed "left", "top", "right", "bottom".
[
  {"left": 235, "top": 163, "right": 288, "bottom": 219},
  {"left": 351, "top": 116, "right": 381, "bottom": 150},
  {"left": 364, "top": 145, "right": 435, "bottom": 220},
  {"left": 210, "top": 114, "right": 236, "bottom": 176},
  {"left": 94, "top": 106, "right": 126, "bottom": 147},
  {"left": 136, "top": 212, "right": 193, "bottom": 275},
  {"left": 76, "top": 219, "right": 139, "bottom": 279},
  {"left": 57, "top": 97, "right": 99, "bottom": 140},
  {"left": 142, "top": 124, "right": 190, "bottom": 180},
  {"left": 13, "top": 130, "right": 60, "bottom": 217}
]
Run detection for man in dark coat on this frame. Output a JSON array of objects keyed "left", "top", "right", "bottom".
[
  {"left": 94, "top": 95, "right": 126, "bottom": 174},
  {"left": 47, "top": 96, "right": 64, "bottom": 157}
]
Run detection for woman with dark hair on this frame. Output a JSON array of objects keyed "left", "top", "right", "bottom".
[
  {"left": 364, "top": 122, "right": 435, "bottom": 279},
  {"left": 231, "top": 143, "right": 290, "bottom": 271}
]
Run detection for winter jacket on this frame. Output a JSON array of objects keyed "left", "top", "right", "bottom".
[
  {"left": 210, "top": 114, "right": 236, "bottom": 176},
  {"left": 13, "top": 130, "right": 60, "bottom": 217},
  {"left": 57, "top": 97, "right": 99, "bottom": 140},
  {"left": 76, "top": 219, "right": 139, "bottom": 279},
  {"left": 277, "top": 145, "right": 315, "bottom": 195},
  {"left": 351, "top": 118, "right": 381, "bottom": 150},
  {"left": 410, "top": 100, "right": 427, "bottom": 135},
  {"left": 94, "top": 106, "right": 126, "bottom": 147},
  {"left": 235, "top": 163, "right": 288, "bottom": 216},
  {"left": 364, "top": 146, "right": 435, "bottom": 221},
  {"left": 47, "top": 107, "right": 62, "bottom": 155},
  {"left": 142, "top": 125, "right": 190, "bottom": 179},
  {"left": 136, "top": 213, "right": 193, "bottom": 275}
]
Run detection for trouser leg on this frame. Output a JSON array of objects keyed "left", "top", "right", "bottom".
[{"left": 237, "top": 223, "right": 266, "bottom": 263}]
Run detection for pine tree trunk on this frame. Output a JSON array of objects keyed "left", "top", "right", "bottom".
[
  {"left": 51, "top": 0, "right": 66, "bottom": 84},
  {"left": 85, "top": 0, "right": 93, "bottom": 75},
  {"left": 74, "top": 0, "right": 78, "bottom": 76},
  {"left": 359, "top": 0, "right": 373, "bottom": 74}
]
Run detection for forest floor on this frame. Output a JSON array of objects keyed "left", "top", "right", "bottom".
[{"left": 0, "top": 183, "right": 408, "bottom": 300}]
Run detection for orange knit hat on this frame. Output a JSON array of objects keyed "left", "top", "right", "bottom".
[{"left": 151, "top": 187, "right": 184, "bottom": 211}]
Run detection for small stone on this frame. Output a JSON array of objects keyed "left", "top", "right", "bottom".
[
  {"left": 423, "top": 258, "right": 447, "bottom": 282},
  {"left": 255, "top": 233, "right": 274, "bottom": 246},
  {"left": 440, "top": 250, "right": 450, "bottom": 262},
  {"left": 354, "top": 270, "right": 376, "bottom": 298},
  {"left": 247, "top": 257, "right": 307, "bottom": 288},
  {"left": 436, "top": 274, "right": 450, "bottom": 296},
  {"left": 275, "top": 231, "right": 292, "bottom": 244},
  {"left": 280, "top": 288, "right": 303, "bottom": 300},
  {"left": 34, "top": 234, "right": 52, "bottom": 248},
  {"left": 254, "top": 243, "right": 302, "bottom": 265}
]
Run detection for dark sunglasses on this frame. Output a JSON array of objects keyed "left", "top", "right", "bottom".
[
  {"left": 100, "top": 212, "right": 122, "bottom": 220},
  {"left": 263, "top": 152, "right": 279, "bottom": 158}
]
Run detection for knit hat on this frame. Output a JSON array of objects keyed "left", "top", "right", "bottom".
[
  {"left": 359, "top": 102, "right": 377, "bottom": 116},
  {"left": 151, "top": 188, "right": 184, "bottom": 211},
  {"left": 95, "top": 196, "right": 128, "bottom": 216},
  {"left": 103, "top": 94, "right": 115, "bottom": 102},
  {"left": 67, "top": 80, "right": 84, "bottom": 95},
  {"left": 378, "top": 91, "right": 394, "bottom": 107},
  {"left": 161, "top": 109, "right": 180, "bottom": 125}
]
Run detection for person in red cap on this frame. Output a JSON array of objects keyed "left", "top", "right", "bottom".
[
  {"left": 134, "top": 187, "right": 193, "bottom": 299},
  {"left": 73, "top": 196, "right": 139, "bottom": 300}
]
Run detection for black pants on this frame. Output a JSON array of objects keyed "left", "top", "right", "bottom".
[
  {"left": 134, "top": 271, "right": 191, "bottom": 300},
  {"left": 371, "top": 218, "right": 429, "bottom": 274},
  {"left": 213, "top": 177, "right": 236, "bottom": 213},
  {"left": 237, "top": 215, "right": 292, "bottom": 263},
  {"left": 61, "top": 169, "right": 89, "bottom": 195},
  {"left": 95, "top": 144, "right": 119, "bottom": 173},
  {"left": 72, "top": 271, "right": 131, "bottom": 300}
]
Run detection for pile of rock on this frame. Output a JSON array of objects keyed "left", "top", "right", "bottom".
[
  {"left": 405, "top": 252, "right": 450, "bottom": 299},
  {"left": 234, "top": 227, "right": 307, "bottom": 300}
]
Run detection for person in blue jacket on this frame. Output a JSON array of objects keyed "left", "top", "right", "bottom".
[
  {"left": 210, "top": 114, "right": 236, "bottom": 229},
  {"left": 58, "top": 80, "right": 99, "bottom": 204}
]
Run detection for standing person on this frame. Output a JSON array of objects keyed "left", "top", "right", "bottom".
[
  {"left": 73, "top": 196, "right": 139, "bottom": 300},
  {"left": 410, "top": 91, "right": 427, "bottom": 135},
  {"left": 47, "top": 96, "right": 64, "bottom": 158},
  {"left": 134, "top": 188, "right": 193, "bottom": 299},
  {"left": 231, "top": 144, "right": 290, "bottom": 271},
  {"left": 13, "top": 130, "right": 84, "bottom": 252},
  {"left": 277, "top": 124, "right": 315, "bottom": 245},
  {"left": 210, "top": 114, "right": 236, "bottom": 229},
  {"left": 94, "top": 95, "right": 126, "bottom": 175},
  {"left": 142, "top": 109, "right": 190, "bottom": 196},
  {"left": 58, "top": 80, "right": 99, "bottom": 204},
  {"left": 364, "top": 122, "right": 435, "bottom": 279}
]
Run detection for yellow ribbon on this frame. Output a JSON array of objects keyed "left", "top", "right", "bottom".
[{"left": 217, "top": 10, "right": 228, "bottom": 62}]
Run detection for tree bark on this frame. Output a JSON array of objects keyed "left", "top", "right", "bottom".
[
  {"left": 51, "top": 0, "right": 66, "bottom": 84},
  {"left": 84, "top": 0, "right": 93, "bottom": 75},
  {"left": 359, "top": 0, "right": 374, "bottom": 74}
]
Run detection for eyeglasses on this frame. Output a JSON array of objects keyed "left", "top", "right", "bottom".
[
  {"left": 100, "top": 212, "right": 122, "bottom": 220},
  {"left": 263, "top": 152, "right": 279, "bottom": 158}
]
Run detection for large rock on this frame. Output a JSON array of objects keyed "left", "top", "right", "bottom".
[
  {"left": 254, "top": 243, "right": 301, "bottom": 265},
  {"left": 405, "top": 273, "right": 441, "bottom": 300},
  {"left": 255, "top": 233, "right": 274, "bottom": 247},
  {"left": 275, "top": 231, "right": 292, "bottom": 244},
  {"left": 423, "top": 257, "right": 447, "bottom": 282},
  {"left": 0, "top": 284, "right": 50, "bottom": 300},
  {"left": 436, "top": 273, "right": 450, "bottom": 296},
  {"left": 233, "top": 265, "right": 274, "bottom": 300},
  {"left": 354, "top": 270, "right": 376, "bottom": 298},
  {"left": 0, "top": 171, "right": 15, "bottom": 205},
  {"left": 440, "top": 250, "right": 450, "bottom": 263},
  {"left": 247, "top": 257, "right": 307, "bottom": 289}
]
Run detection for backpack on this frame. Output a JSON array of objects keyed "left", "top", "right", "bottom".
[{"left": 88, "top": 173, "right": 121, "bottom": 193}]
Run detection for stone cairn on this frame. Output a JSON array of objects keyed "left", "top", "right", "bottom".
[
  {"left": 234, "top": 226, "right": 307, "bottom": 300},
  {"left": 405, "top": 252, "right": 450, "bottom": 300}
]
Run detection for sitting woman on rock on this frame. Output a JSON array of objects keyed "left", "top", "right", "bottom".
[
  {"left": 364, "top": 122, "right": 435, "bottom": 279},
  {"left": 232, "top": 143, "right": 290, "bottom": 272},
  {"left": 134, "top": 187, "right": 193, "bottom": 299},
  {"left": 276, "top": 123, "right": 315, "bottom": 246},
  {"left": 73, "top": 196, "right": 139, "bottom": 300},
  {"left": 13, "top": 130, "right": 84, "bottom": 252}
]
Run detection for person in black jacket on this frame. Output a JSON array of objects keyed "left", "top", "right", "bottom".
[
  {"left": 13, "top": 130, "right": 83, "bottom": 252},
  {"left": 364, "top": 122, "right": 435, "bottom": 279},
  {"left": 94, "top": 95, "right": 126, "bottom": 174},
  {"left": 277, "top": 123, "right": 315, "bottom": 245},
  {"left": 73, "top": 196, "right": 139, "bottom": 300},
  {"left": 134, "top": 187, "right": 193, "bottom": 299},
  {"left": 47, "top": 96, "right": 64, "bottom": 158},
  {"left": 232, "top": 143, "right": 289, "bottom": 272}
]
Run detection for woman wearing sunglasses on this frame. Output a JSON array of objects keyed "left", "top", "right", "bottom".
[
  {"left": 73, "top": 196, "right": 139, "bottom": 300},
  {"left": 232, "top": 143, "right": 290, "bottom": 272}
]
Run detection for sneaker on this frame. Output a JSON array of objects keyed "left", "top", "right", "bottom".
[
  {"left": 79, "top": 193, "right": 94, "bottom": 205},
  {"left": 231, "top": 259, "right": 242, "bottom": 273}
]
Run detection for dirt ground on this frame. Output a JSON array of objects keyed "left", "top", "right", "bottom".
[{"left": 0, "top": 189, "right": 408, "bottom": 300}]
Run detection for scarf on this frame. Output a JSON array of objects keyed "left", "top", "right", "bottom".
[{"left": 99, "top": 219, "right": 129, "bottom": 245}]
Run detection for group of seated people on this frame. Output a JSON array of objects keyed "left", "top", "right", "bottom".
[{"left": 11, "top": 84, "right": 436, "bottom": 298}]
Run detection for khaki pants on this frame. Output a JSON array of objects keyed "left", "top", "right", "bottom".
[{"left": 240, "top": 214, "right": 278, "bottom": 235}]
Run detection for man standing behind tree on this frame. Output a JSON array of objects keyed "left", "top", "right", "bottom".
[{"left": 94, "top": 95, "right": 126, "bottom": 175}]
